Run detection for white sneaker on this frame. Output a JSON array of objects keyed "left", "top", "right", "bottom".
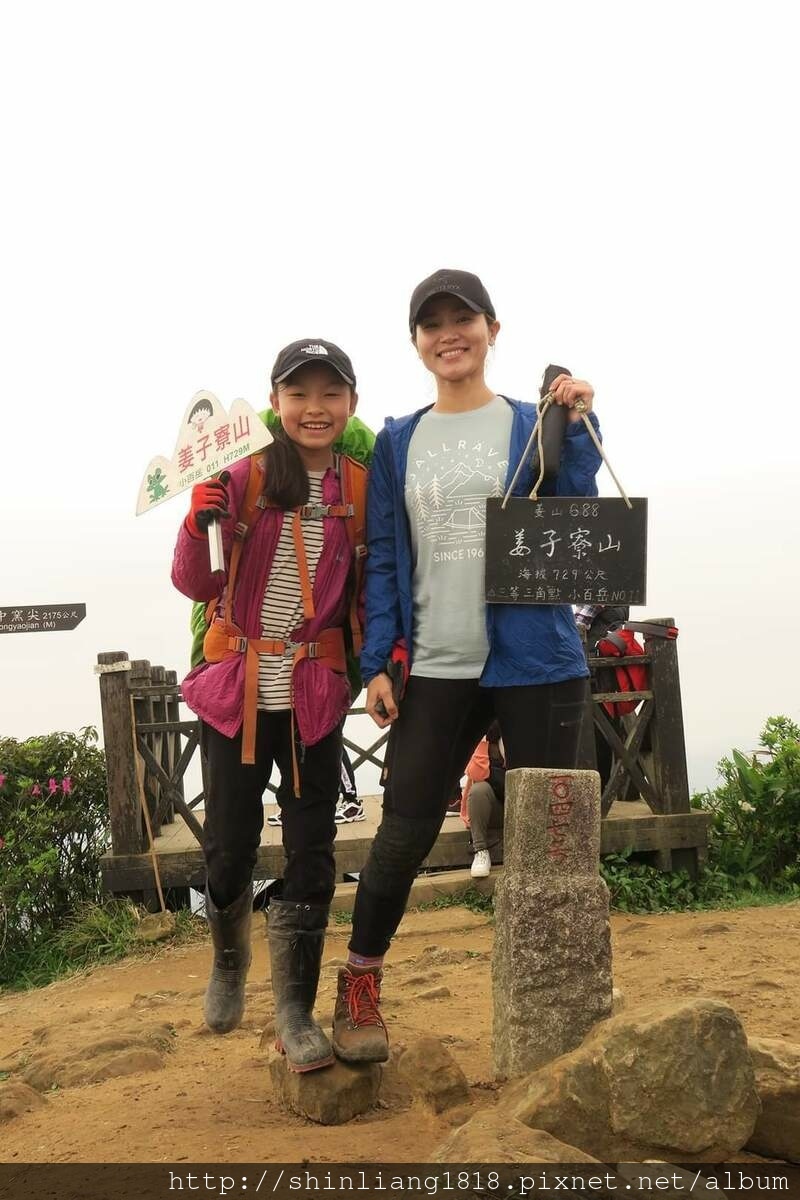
[
  {"left": 335, "top": 799, "right": 366, "bottom": 823},
  {"left": 266, "top": 810, "right": 282, "bottom": 827},
  {"left": 470, "top": 849, "right": 492, "bottom": 878}
]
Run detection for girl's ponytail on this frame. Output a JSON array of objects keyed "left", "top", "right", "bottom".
[{"left": 261, "top": 423, "right": 310, "bottom": 510}]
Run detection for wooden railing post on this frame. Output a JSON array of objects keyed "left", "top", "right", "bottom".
[
  {"left": 96, "top": 650, "right": 143, "bottom": 856},
  {"left": 150, "top": 665, "right": 167, "bottom": 837},
  {"left": 129, "top": 659, "right": 160, "bottom": 839},
  {"left": 643, "top": 617, "right": 690, "bottom": 815},
  {"left": 164, "top": 669, "right": 182, "bottom": 824}
]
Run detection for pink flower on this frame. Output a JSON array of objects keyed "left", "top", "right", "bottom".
[
  {"left": 61, "top": 777, "right": 73, "bottom": 795},
  {"left": 48, "top": 778, "right": 59, "bottom": 795},
  {"left": 0, "top": 835, "right": 5, "bottom": 850},
  {"left": 31, "top": 783, "right": 42, "bottom": 796},
  {"left": 0, "top": 773, "right": 6, "bottom": 788}
]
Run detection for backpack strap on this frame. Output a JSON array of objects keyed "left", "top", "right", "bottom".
[
  {"left": 338, "top": 454, "right": 368, "bottom": 655},
  {"left": 210, "top": 452, "right": 366, "bottom": 653},
  {"left": 222, "top": 455, "right": 268, "bottom": 628}
]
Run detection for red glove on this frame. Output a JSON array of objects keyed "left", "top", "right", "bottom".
[
  {"left": 389, "top": 639, "right": 410, "bottom": 686},
  {"left": 185, "top": 474, "right": 230, "bottom": 538}
]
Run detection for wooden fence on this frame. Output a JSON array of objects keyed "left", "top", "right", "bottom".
[{"left": 96, "top": 616, "right": 709, "bottom": 899}]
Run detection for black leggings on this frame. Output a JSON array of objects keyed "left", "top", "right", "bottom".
[
  {"left": 201, "top": 712, "right": 341, "bottom": 910},
  {"left": 350, "top": 675, "right": 587, "bottom": 956}
]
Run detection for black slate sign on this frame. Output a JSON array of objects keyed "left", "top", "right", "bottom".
[
  {"left": 0, "top": 604, "right": 87, "bottom": 634},
  {"left": 485, "top": 497, "right": 647, "bottom": 606}
]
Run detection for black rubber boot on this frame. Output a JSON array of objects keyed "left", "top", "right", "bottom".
[
  {"left": 267, "top": 899, "right": 334, "bottom": 1072},
  {"left": 203, "top": 885, "right": 252, "bottom": 1033}
]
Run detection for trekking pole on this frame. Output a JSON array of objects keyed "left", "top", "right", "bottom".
[
  {"left": 207, "top": 469, "right": 231, "bottom": 574},
  {"left": 208, "top": 519, "right": 225, "bottom": 574}
]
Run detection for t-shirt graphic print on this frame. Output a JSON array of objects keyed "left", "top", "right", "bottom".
[{"left": 405, "top": 395, "right": 512, "bottom": 678}]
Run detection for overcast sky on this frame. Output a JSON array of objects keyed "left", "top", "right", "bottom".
[{"left": 1, "top": 1, "right": 797, "bottom": 795}]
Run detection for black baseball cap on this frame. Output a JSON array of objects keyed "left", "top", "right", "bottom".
[
  {"left": 270, "top": 339, "right": 356, "bottom": 387},
  {"left": 409, "top": 269, "right": 496, "bottom": 332}
]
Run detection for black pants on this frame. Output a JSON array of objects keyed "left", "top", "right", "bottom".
[
  {"left": 350, "top": 675, "right": 587, "bottom": 956},
  {"left": 201, "top": 712, "right": 341, "bottom": 910}
]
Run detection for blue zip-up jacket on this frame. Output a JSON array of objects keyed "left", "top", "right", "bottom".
[{"left": 361, "top": 395, "right": 602, "bottom": 687}]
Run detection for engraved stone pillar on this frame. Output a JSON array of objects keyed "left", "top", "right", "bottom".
[{"left": 492, "top": 768, "right": 613, "bottom": 1079}]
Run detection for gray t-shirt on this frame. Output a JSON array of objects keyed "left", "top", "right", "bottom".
[{"left": 405, "top": 396, "right": 513, "bottom": 678}]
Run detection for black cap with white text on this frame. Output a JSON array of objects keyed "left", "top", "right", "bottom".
[
  {"left": 408, "top": 269, "right": 496, "bottom": 332},
  {"left": 270, "top": 339, "right": 356, "bottom": 387}
]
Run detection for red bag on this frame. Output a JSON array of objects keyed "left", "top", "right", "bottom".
[{"left": 595, "top": 628, "right": 647, "bottom": 717}]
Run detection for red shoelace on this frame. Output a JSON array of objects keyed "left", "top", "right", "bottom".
[{"left": 344, "top": 971, "right": 387, "bottom": 1030}]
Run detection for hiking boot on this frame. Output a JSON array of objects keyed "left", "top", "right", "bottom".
[
  {"left": 204, "top": 885, "right": 252, "bottom": 1033},
  {"left": 332, "top": 965, "right": 389, "bottom": 1063},
  {"left": 268, "top": 900, "right": 334, "bottom": 1073},
  {"left": 470, "top": 848, "right": 492, "bottom": 878}
]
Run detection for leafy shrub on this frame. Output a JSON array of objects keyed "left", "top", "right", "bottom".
[
  {"left": 0, "top": 727, "right": 109, "bottom": 962},
  {"left": 693, "top": 715, "right": 800, "bottom": 890}
]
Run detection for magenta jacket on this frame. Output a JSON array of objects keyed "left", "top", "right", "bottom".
[{"left": 171, "top": 457, "right": 353, "bottom": 746}]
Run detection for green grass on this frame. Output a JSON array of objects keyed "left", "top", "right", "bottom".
[
  {"left": 1, "top": 900, "right": 204, "bottom": 993},
  {"left": 6, "top": 857, "right": 799, "bottom": 993},
  {"left": 331, "top": 864, "right": 800, "bottom": 926},
  {"left": 600, "top": 852, "right": 800, "bottom": 914}
]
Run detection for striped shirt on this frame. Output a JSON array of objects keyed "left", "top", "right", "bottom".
[{"left": 258, "top": 472, "right": 326, "bottom": 711}]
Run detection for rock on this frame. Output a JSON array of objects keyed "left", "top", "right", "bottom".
[
  {"left": 268, "top": 1050, "right": 380, "bottom": 1124},
  {"left": 397, "top": 1037, "right": 471, "bottom": 1114},
  {"left": 612, "top": 987, "right": 626, "bottom": 1014},
  {"left": 493, "top": 768, "right": 612, "bottom": 1078},
  {"left": 130, "top": 989, "right": 179, "bottom": 1008},
  {"left": 134, "top": 911, "right": 176, "bottom": 943},
  {"left": 746, "top": 1036, "right": 800, "bottom": 1162},
  {"left": 432, "top": 1108, "right": 601, "bottom": 1163},
  {"left": 416, "top": 986, "right": 451, "bottom": 1000},
  {"left": 258, "top": 1020, "right": 277, "bottom": 1050},
  {"left": 440, "top": 1103, "right": 475, "bottom": 1130},
  {"left": 402, "top": 972, "right": 441, "bottom": 988},
  {"left": 377, "top": 1048, "right": 415, "bottom": 1110},
  {"left": 507, "top": 998, "right": 759, "bottom": 1161},
  {"left": 0, "top": 1081, "right": 47, "bottom": 1124},
  {"left": 21, "top": 1021, "right": 175, "bottom": 1091}
]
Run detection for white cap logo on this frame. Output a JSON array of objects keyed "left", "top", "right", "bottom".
[{"left": 301, "top": 343, "right": 329, "bottom": 357}]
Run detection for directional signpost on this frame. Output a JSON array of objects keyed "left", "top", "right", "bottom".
[{"left": 0, "top": 604, "right": 87, "bottom": 635}]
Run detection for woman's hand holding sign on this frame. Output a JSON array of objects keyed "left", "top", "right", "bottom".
[{"left": 547, "top": 374, "right": 594, "bottom": 421}]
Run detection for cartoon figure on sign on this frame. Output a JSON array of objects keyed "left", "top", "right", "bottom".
[
  {"left": 188, "top": 398, "right": 213, "bottom": 435},
  {"left": 146, "top": 468, "right": 169, "bottom": 504}
]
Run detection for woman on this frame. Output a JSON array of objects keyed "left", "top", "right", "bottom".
[{"left": 331, "top": 270, "right": 602, "bottom": 1064}]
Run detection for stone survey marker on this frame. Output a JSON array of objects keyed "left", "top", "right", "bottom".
[{"left": 492, "top": 767, "right": 613, "bottom": 1077}]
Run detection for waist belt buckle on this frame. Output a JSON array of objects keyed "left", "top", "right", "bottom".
[
  {"left": 306, "top": 641, "right": 321, "bottom": 659},
  {"left": 301, "top": 503, "right": 328, "bottom": 519},
  {"left": 231, "top": 636, "right": 248, "bottom": 653}
]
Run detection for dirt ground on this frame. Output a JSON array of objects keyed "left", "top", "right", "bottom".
[{"left": 2, "top": 901, "right": 800, "bottom": 1164}]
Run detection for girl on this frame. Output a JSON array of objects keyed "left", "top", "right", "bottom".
[
  {"left": 172, "top": 338, "right": 367, "bottom": 1073},
  {"left": 331, "top": 270, "right": 602, "bottom": 1064}
]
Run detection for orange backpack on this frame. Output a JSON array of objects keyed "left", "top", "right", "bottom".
[{"left": 203, "top": 451, "right": 368, "bottom": 664}]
